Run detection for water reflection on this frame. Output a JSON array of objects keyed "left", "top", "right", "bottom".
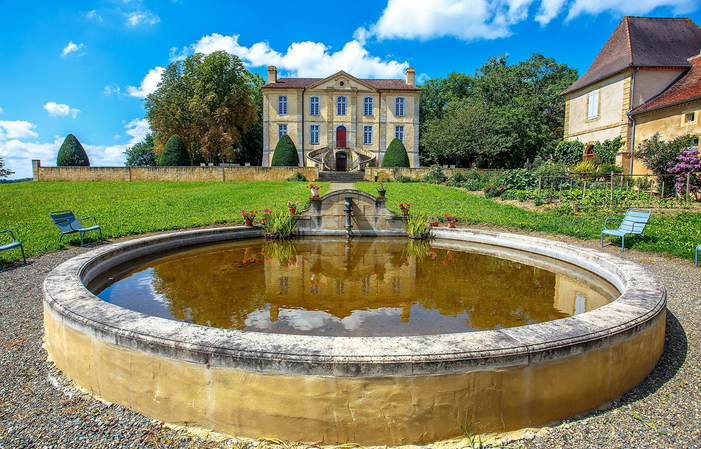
[{"left": 94, "top": 238, "right": 616, "bottom": 336}]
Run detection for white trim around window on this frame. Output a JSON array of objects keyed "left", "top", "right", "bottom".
[
  {"left": 363, "top": 125, "right": 373, "bottom": 145},
  {"left": 310, "top": 124, "right": 320, "bottom": 145},
  {"left": 395, "top": 97, "right": 405, "bottom": 116},
  {"left": 278, "top": 96, "right": 288, "bottom": 116},
  {"left": 395, "top": 125, "right": 404, "bottom": 143},
  {"left": 309, "top": 96, "right": 320, "bottom": 116}
]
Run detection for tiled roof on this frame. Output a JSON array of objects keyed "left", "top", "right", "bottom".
[
  {"left": 563, "top": 17, "right": 701, "bottom": 95},
  {"left": 262, "top": 78, "right": 420, "bottom": 91},
  {"left": 631, "top": 54, "right": 701, "bottom": 115}
]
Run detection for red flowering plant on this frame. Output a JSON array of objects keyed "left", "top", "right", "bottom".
[
  {"left": 399, "top": 203, "right": 411, "bottom": 212},
  {"left": 444, "top": 214, "right": 460, "bottom": 222},
  {"left": 241, "top": 210, "right": 258, "bottom": 221},
  {"left": 306, "top": 183, "right": 322, "bottom": 190}
]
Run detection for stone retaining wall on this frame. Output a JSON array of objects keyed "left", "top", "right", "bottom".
[{"left": 31, "top": 160, "right": 317, "bottom": 182}]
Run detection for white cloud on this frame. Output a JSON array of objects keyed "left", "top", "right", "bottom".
[
  {"left": 0, "top": 121, "right": 39, "bottom": 140},
  {"left": 85, "top": 9, "right": 102, "bottom": 22},
  {"left": 536, "top": 0, "right": 568, "bottom": 24},
  {"left": 0, "top": 137, "right": 61, "bottom": 179},
  {"left": 102, "top": 84, "right": 121, "bottom": 96},
  {"left": 125, "top": 11, "right": 160, "bottom": 27},
  {"left": 565, "top": 0, "right": 698, "bottom": 20},
  {"left": 174, "top": 33, "right": 408, "bottom": 78},
  {"left": 126, "top": 67, "right": 164, "bottom": 98},
  {"left": 124, "top": 118, "right": 150, "bottom": 145},
  {"left": 114, "top": 135, "right": 121, "bottom": 139},
  {"left": 43, "top": 102, "right": 81, "bottom": 118},
  {"left": 61, "top": 41, "right": 84, "bottom": 57}
]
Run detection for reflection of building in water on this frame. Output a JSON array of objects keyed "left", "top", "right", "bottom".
[
  {"left": 553, "top": 276, "right": 611, "bottom": 316},
  {"left": 264, "top": 239, "right": 416, "bottom": 320}
]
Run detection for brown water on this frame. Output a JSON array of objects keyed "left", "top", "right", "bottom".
[{"left": 90, "top": 237, "right": 618, "bottom": 337}]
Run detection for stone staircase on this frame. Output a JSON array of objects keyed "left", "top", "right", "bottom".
[{"left": 317, "top": 171, "right": 367, "bottom": 183}]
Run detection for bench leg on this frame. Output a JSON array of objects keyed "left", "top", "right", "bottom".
[
  {"left": 621, "top": 235, "right": 625, "bottom": 251},
  {"left": 601, "top": 233, "right": 604, "bottom": 248},
  {"left": 80, "top": 231, "right": 84, "bottom": 247},
  {"left": 20, "top": 244, "right": 26, "bottom": 264},
  {"left": 696, "top": 248, "right": 698, "bottom": 267},
  {"left": 99, "top": 228, "right": 102, "bottom": 243}
]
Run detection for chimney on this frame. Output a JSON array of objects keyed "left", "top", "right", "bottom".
[
  {"left": 405, "top": 67, "right": 415, "bottom": 86},
  {"left": 267, "top": 66, "right": 278, "bottom": 84}
]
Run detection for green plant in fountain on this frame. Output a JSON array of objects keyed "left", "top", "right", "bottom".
[
  {"left": 262, "top": 210, "right": 297, "bottom": 239},
  {"left": 403, "top": 214, "right": 432, "bottom": 239},
  {"left": 262, "top": 240, "right": 297, "bottom": 264}
]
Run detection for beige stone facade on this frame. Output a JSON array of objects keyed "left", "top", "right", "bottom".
[{"left": 262, "top": 68, "right": 420, "bottom": 170}]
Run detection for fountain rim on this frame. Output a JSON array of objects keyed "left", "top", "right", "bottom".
[{"left": 43, "top": 226, "right": 666, "bottom": 377}]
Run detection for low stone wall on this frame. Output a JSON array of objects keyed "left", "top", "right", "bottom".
[
  {"left": 363, "top": 167, "right": 501, "bottom": 181},
  {"left": 31, "top": 161, "right": 317, "bottom": 182}
]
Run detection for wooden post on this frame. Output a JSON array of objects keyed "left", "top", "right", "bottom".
[
  {"left": 582, "top": 181, "right": 587, "bottom": 200},
  {"left": 538, "top": 176, "right": 542, "bottom": 197},
  {"left": 610, "top": 172, "right": 614, "bottom": 202},
  {"left": 661, "top": 181, "right": 665, "bottom": 200},
  {"left": 687, "top": 173, "right": 691, "bottom": 203}
]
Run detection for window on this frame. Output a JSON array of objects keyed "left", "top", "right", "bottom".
[
  {"left": 278, "top": 124, "right": 287, "bottom": 139},
  {"left": 395, "top": 125, "right": 404, "bottom": 143},
  {"left": 587, "top": 89, "right": 599, "bottom": 120},
  {"left": 395, "top": 97, "right": 405, "bottom": 116},
  {"left": 685, "top": 112, "right": 696, "bottom": 123},
  {"left": 309, "top": 96, "right": 320, "bottom": 116},
  {"left": 363, "top": 97, "right": 373, "bottom": 116},
  {"left": 337, "top": 96, "right": 347, "bottom": 115},
  {"left": 278, "top": 96, "right": 288, "bottom": 115},
  {"left": 363, "top": 125, "right": 373, "bottom": 145},
  {"left": 310, "top": 125, "right": 320, "bottom": 145}
]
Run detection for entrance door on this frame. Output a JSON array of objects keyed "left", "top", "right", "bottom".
[
  {"left": 336, "top": 153, "right": 347, "bottom": 171},
  {"left": 336, "top": 126, "right": 347, "bottom": 148}
]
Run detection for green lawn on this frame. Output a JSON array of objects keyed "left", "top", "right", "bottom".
[{"left": 1, "top": 181, "right": 700, "bottom": 265}]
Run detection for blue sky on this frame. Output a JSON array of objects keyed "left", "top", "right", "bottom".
[{"left": 1, "top": 0, "right": 700, "bottom": 179}]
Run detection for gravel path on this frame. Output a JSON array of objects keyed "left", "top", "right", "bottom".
[{"left": 0, "top": 230, "right": 699, "bottom": 449}]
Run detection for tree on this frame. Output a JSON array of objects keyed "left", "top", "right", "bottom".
[
  {"left": 634, "top": 133, "right": 697, "bottom": 177},
  {"left": 57, "top": 134, "right": 90, "bottom": 166},
  {"left": 145, "top": 51, "right": 258, "bottom": 164},
  {"left": 124, "top": 133, "right": 158, "bottom": 167},
  {"left": 554, "top": 140, "right": 585, "bottom": 166},
  {"left": 382, "top": 138, "right": 411, "bottom": 167},
  {"left": 271, "top": 134, "right": 299, "bottom": 166},
  {"left": 420, "top": 54, "right": 578, "bottom": 168},
  {"left": 226, "top": 72, "right": 265, "bottom": 165},
  {"left": 0, "top": 158, "right": 14, "bottom": 178},
  {"left": 160, "top": 135, "right": 191, "bottom": 166},
  {"left": 592, "top": 136, "right": 622, "bottom": 165}
]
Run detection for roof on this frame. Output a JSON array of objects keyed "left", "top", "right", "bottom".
[
  {"left": 262, "top": 76, "right": 420, "bottom": 91},
  {"left": 631, "top": 54, "right": 701, "bottom": 115},
  {"left": 562, "top": 16, "right": 701, "bottom": 95}
]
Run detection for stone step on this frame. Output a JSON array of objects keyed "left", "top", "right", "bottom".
[{"left": 316, "top": 171, "right": 367, "bottom": 183}]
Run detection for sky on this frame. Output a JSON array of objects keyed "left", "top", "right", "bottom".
[{"left": 1, "top": 0, "right": 700, "bottom": 179}]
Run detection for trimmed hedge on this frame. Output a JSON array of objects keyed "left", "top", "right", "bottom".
[
  {"left": 381, "top": 137, "right": 410, "bottom": 167},
  {"left": 56, "top": 134, "right": 90, "bottom": 166},
  {"left": 271, "top": 134, "right": 299, "bottom": 166},
  {"left": 160, "top": 135, "right": 191, "bottom": 166}
]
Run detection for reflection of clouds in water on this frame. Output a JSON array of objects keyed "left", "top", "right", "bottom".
[
  {"left": 245, "top": 307, "right": 401, "bottom": 332},
  {"left": 111, "top": 268, "right": 169, "bottom": 304}
]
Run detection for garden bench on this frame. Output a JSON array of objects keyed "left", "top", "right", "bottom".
[
  {"left": 0, "top": 229, "right": 26, "bottom": 265},
  {"left": 50, "top": 210, "right": 102, "bottom": 247},
  {"left": 601, "top": 208, "right": 651, "bottom": 251}
]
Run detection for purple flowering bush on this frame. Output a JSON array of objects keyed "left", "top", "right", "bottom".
[{"left": 667, "top": 147, "right": 701, "bottom": 200}]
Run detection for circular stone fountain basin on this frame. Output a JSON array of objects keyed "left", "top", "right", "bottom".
[{"left": 43, "top": 227, "right": 666, "bottom": 446}]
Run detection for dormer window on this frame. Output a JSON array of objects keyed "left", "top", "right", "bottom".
[
  {"left": 337, "top": 96, "right": 347, "bottom": 115},
  {"left": 587, "top": 89, "right": 599, "bottom": 120}
]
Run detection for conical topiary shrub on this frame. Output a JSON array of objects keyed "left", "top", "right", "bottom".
[
  {"left": 56, "top": 134, "right": 90, "bottom": 166},
  {"left": 381, "top": 137, "right": 410, "bottom": 167},
  {"left": 160, "top": 135, "right": 191, "bottom": 166},
  {"left": 271, "top": 134, "right": 299, "bottom": 166}
]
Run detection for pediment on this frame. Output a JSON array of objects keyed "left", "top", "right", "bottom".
[{"left": 307, "top": 71, "right": 376, "bottom": 92}]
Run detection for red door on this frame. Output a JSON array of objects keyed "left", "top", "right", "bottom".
[
  {"left": 336, "top": 153, "right": 347, "bottom": 171},
  {"left": 336, "top": 126, "right": 347, "bottom": 148}
]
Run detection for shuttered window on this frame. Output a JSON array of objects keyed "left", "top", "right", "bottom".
[{"left": 587, "top": 90, "right": 599, "bottom": 120}]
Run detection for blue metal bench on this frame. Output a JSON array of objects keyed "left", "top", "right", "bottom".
[
  {"left": 50, "top": 210, "right": 102, "bottom": 247},
  {"left": 696, "top": 240, "right": 700, "bottom": 267},
  {"left": 0, "top": 229, "right": 26, "bottom": 265},
  {"left": 601, "top": 208, "right": 651, "bottom": 251}
]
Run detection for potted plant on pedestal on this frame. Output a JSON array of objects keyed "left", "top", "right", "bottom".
[
  {"left": 444, "top": 214, "right": 460, "bottom": 228},
  {"left": 287, "top": 201, "right": 300, "bottom": 215},
  {"left": 376, "top": 182, "right": 386, "bottom": 198},
  {"left": 306, "top": 183, "right": 322, "bottom": 197},
  {"left": 399, "top": 203, "right": 411, "bottom": 215}
]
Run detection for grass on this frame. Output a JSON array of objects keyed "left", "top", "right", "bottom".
[{"left": 1, "top": 180, "right": 700, "bottom": 264}]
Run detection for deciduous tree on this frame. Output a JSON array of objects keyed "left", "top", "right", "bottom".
[
  {"left": 124, "top": 133, "right": 158, "bottom": 167},
  {"left": 0, "top": 158, "right": 13, "bottom": 178}
]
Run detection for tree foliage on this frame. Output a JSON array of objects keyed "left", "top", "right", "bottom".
[
  {"left": 420, "top": 54, "right": 578, "bottom": 168},
  {"left": 56, "top": 134, "right": 90, "bottom": 166},
  {"left": 0, "top": 158, "right": 14, "bottom": 178},
  {"left": 382, "top": 137, "right": 411, "bottom": 167},
  {"left": 634, "top": 132, "right": 697, "bottom": 177},
  {"left": 554, "top": 140, "right": 584, "bottom": 166},
  {"left": 271, "top": 134, "right": 299, "bottom": 166},
  {"left": 160, "top": 135, "right": 191, "bottom": 166},
  {"left": 224, "top": 72, "right": 265, "bottom": 165},
  {"left": 591, "top": 136, "right": 622, "bottom": 165},
  {"left": 145, "top": 51, "right": 258, "bottom": 164},
  {"left": 124, "top": 133, "right": 159, "bottom": 167}
]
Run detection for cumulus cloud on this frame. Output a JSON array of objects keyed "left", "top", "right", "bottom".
[
  {"left": 0, "top": 136, "right": 61, "bottom": 178},
  {"left": 126, "top": 67, "right": 165, "bottom": 98},
  {"left": 125, "top": 11, "right": 160, "bottom": 27},
  {"left": 0, "top": 121, "right": 39, "bottom": 140},
  {"left": 173, "top": 33, "right": 408, "bottom": 78},
  {"left": 124, "top": 118, "right": 150, "bottom": 145},
  {"left": 43, "top": 102, "right": 81, "bottom": 118},
  {"left": 61, "top": 41, "right": 84, "bottom": 57}
]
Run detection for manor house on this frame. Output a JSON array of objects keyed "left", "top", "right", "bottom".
[{"left": 261, "top": 67, "right": 420, "bottom": 170}]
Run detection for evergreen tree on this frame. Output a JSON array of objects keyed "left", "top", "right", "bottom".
[
  {"left": 382, "top": 138, "right": 411, "bottom": 167},
  {"left": 160, "top": 135, "right": 192, "bottom": 166},
  {"left": 271, "top": 134, "right": 299, "bottom": 166},
  {"left": 56, "top": 134, "right": 90, "bottom": 166}
]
